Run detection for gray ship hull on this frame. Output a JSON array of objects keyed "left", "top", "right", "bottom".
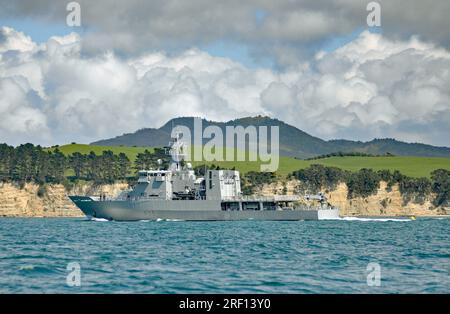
[{"left": 69, "top": 196, "right": 340, "bottom": 221}]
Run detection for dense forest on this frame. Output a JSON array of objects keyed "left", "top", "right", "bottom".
[
  {"left": 0, "top": 143, "right": 68, "bottom": 184},
  {"left": 0, "top": 143, "right": 169, "bottom": 185},
  {"left": 0, "top": 143, "right": 448, "bottom": 207}
]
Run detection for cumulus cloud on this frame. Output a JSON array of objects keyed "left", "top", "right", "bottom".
[
  {"left": 0, "top": 77, "right": 50, "bottom": 144},
  {"left": 0, "top": 26, "right": 449, "bottom": 147},
  {"left": 270, "top": 31, "right": 450, "bottom": 145},
  {"left": 0, "top": 26, "right": 36, "bottom": 52},
  {"left": 2, "top": 0, "right": 450, "bottom": 64}
]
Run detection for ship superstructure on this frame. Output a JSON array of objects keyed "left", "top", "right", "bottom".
[{"left": 69, "top": 134, "right": 339, "bottom": 221}]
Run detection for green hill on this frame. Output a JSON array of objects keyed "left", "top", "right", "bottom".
[
  {"left": 53, "top": 144, "right": 450, "bottom": 178},
  {"left": 91, "top": 116, "right": 450, "bottom": 159}
]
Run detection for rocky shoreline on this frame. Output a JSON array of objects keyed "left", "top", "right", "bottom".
[
  {"left": 0, "top": 182, "right": 127, "bottom": 218},
  {"left": 255, "top": 179, "right": 449, "bottom": 217},
  {"left": 0, "top": 180, "right": 448, "bottom": 218}
]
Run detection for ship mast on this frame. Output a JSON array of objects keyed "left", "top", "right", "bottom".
[{"left": 169, "top": 131, "right": 187, "bottom": 172}]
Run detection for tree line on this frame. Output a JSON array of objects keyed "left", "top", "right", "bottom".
[
  {"left": 304, "top": 151, "right": 395, "bottom": 160},
  {"left": 290, "top": 164, "right": 449, "bottom": 207},
  {"left": 0, "top": 143, "right": 448, "bottom": 207},
  {"left": 0, "top": 144, "right": 176, "bottom": 185},
  {"left": 0, "top": 143, "right": 67, "bottom": 184},
  {"left": 68, "top": 151, "right": 131, "bottom": 183}
]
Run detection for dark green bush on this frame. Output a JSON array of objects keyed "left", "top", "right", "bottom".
[
  {"left": 241, "top": 171, "right": 277, "bottom": 195},
  {"left": 431, "top": 169, "right": 450, "bottom": 207},
  {"left": 291, "top": 164, "right": 348, "bottom": 193},
  {"left": 346, "top": 168, "right": 380, "bottom": 198}
]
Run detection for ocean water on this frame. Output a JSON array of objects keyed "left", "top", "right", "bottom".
[{"left": 0, "top": 217, "right": 448, "bottom": 293}]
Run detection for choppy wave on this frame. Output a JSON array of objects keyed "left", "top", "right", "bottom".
[
  {"left": 1, "top": 217, "right": 448, "bottom": 293},
  {"left": 19, "top": 265, "right": 35, "bottom": 271},
  {"left": 18, "top": 264, "right": 60, "bottom": 274}
]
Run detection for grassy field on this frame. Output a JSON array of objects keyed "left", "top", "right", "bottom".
[
  {"left": 50, "top": 144, "right": 154, "bottom": 164},
  {"left": 190, "top": 156, "right": 450, "bottom": 178},
  {"left": 53, "top": 144, "right": 450, "bottom": 178},
  {"left": 302, "top": 156, "right": 450, "bottom": 178}
]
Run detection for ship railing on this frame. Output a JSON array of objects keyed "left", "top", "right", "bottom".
[{"left": 222, "top": 195, "right": 301, "bottom": 202}]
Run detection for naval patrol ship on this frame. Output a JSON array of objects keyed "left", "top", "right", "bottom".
[{"left": 69, "top": 134, "right": 339, "bottom": 221}]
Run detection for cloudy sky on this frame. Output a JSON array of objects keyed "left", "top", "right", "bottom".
[{"left": 1, "top": 0, "right": 450, "bottom": 147}]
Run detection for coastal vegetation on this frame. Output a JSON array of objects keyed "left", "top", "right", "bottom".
[
  {"left": 68, "top": 151, "right": 131, "bottom": 183},
  {"left": 431, "top": 169, "right": 450, "bottom": 207},
  {"left": 289, "top": 164, "right": 449, "bottom": 205},
  {"left": 290, "top": 164, "right": 347, "bottom": 192},
  {"left": 0, "top": 143, "right": 67, "bottom": 184},
  {"left": 0, "top": 143, "right": 132, "bottom": 185},
  {"left": 241, "top": 171, "right": 277, "bottom": 195},
  {"left": 0, "top": 143, "right": 449, "bottom": 207}
]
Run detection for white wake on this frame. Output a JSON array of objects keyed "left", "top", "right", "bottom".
[
  {"left": 89, "top": 217, "right": 109, "bottom": 222},
  {"left": 335, "top": 216, "right": 412, "bottom": 222}
]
